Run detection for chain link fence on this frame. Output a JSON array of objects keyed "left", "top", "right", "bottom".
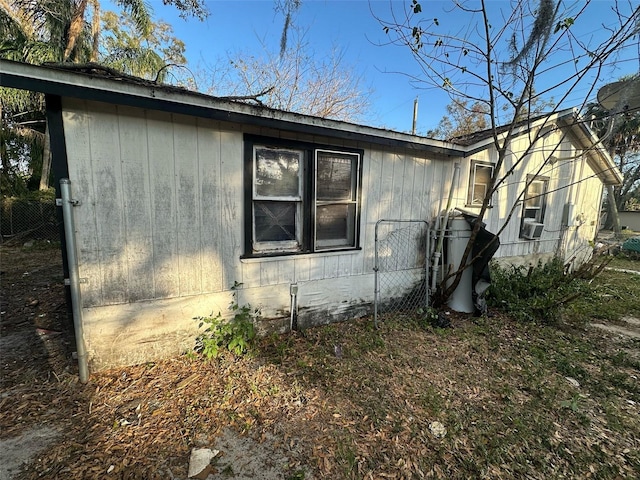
[
  {"left": 1, "top": 194, "right": 60, "bottom": 245},
  {"left": 374, "top": 220, "right": 430, "bottom": 326}
]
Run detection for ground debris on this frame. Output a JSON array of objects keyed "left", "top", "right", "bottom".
[{"left": 3, "top": 245, "right": 640, "bottom": 479}]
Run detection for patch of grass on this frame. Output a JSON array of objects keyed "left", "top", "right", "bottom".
[
  {"left": 608, "top": 255, "right": 640, "bottom": 271},
  {"left": 572, "top": 269, "right": 640, "bottom": 320}
]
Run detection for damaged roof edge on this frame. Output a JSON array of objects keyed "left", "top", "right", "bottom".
[{"left": 1, "top": 60, "right": 463, "bottom": 157}]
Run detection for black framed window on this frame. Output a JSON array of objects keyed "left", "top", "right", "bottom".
[{"left": 245, "top": 137, "right": 362, "bottom": 256}]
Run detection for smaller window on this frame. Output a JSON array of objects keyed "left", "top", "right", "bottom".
[
  {"left": 520, "top": 175, "right": 549, "bottom": 239},
  {"left": 467, "top": 161, "right": 494, "bottom": 206},
  {"left": 314, "top": 150, "right": 359, "bottom": 250}
]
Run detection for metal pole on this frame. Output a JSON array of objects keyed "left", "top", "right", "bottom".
[
  {"left": 412, "top": 97, "right": 419, "bottom": 135},
  {"left": 59, "top": 179, "right": 89, "bottom": 383},
  {"left": 425, "top": 223, "right": 430, "bottom": 308},
  {"left": 374, "top": 220, "right": 381, "bottom": 328}
]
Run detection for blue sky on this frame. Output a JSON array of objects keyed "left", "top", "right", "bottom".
[{"left": 104, "top": 1, "right": 639, "bottom": 134}]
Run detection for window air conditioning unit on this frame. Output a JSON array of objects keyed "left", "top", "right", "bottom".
[{"left": 522, "top": 220, "right": 544, "bottom": 240}]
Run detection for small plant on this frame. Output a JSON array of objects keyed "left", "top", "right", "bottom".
[{"left": 194, "top": 282, "right": 259, "bottom": 359}]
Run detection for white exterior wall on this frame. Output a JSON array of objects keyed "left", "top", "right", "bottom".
[
  {"left": 455, "top": 126, "right": 603, "bottom": 268},
  {"left": 61, "top": 99, "right": 606, "bottom": 369},
  {"left": 61, "top": 99, "right": 449, "bottom": 369}
]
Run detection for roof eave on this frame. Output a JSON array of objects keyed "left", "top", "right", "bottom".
[
  {"left": 0, "top": 59, "right": 463, "bottom": 157},
  {"left": 558, "top": 113, "right": 623, "bottom": 186}
]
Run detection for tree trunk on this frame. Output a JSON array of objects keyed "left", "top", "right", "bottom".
[
  {"left": 90, "top": 0, "right": 101, "bottom": 62},
  {"left": 63, "top": 0, "right": 89, "bottom": 62},
  {"left": 606, "top": 184, "right": 622, "bottom": 238},
  {"left": 39, "top": 121, "right": 51, "bottom": 191}
]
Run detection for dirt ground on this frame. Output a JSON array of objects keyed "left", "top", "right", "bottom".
[
  {"left": 2, "top": 242, "right": 639, "bottom": 479},
  {"left": 0, "top": 244, "right": 310, "bottom": 479},
  {"left": 0, "top": 243, "right": 73, "bottom": 480}
]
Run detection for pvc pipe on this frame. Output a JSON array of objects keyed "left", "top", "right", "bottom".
[
  {"left": 373, "top": 220, "right": 381, "bottom": 328},
  {"left": 431, "top": 163, "right": 460, "bottom": 292},
  {"left": 60, "top": 179, "right": 89, "bottom": 383}
]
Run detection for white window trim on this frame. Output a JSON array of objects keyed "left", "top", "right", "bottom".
[{"left": 467, "top": 160, "right": 495, "bottom": 207}]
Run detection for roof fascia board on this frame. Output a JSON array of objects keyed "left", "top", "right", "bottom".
[
  {"left": 461, "top": 109, "right": 575, "bottom": 157},
  {"left": 1, "top": 60, "right": 463, "bottom": 157},
  {"left": 557, "top": 114, "right": 623, "bottom": 185}
]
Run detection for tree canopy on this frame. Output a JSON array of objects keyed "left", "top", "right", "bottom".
[
  {"left": 203, "top": 27, "right": 372, "bottom": 123},
  {"left": 0, "top": 0, "right": 195, "bottom": 195}
]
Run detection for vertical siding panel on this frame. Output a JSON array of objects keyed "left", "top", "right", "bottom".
[
  {"left": 147, "top": 111, "right": 179, "bottom": 298},
  {"left": 338, "top": 255, "right": 352, "bottom": 277},
  {"left": 198, "top": 121, "right": 223, "bottom": 293},
  {"left": 377, "top": 151, "right": 396, "bottom": 221},
  {"left": 62, "top": 100, "right": 102, "bottom": 307},
  {"left": 324, "top": 255, "right": 339, "bottom": 278},
  {"left": 429, "top": 161, "right": 445, "bottom": 220},
  {"left": 242, "top": 262, "right": 261, "bottom": 287},
  {"left": 174, "top": 116, "right": 202, "bottom": 296},
  {"left": 260, "top": 262, "right": 279, "bottom": 286},
  {"left": 410, "top": 157, "right": 426, "bottom": 220},
  {"left": 402, "top": 155, "right": 418, "bottom": 219},
  {"left": 362, "top": 149, "right": 383, "bottom": 273},
  {"left": 423, "top": 158, "right": 435, "bottom": 221},
  {"left": 389, "top": 152, "right": 405, "bottom": 220},
  {"left": 307, "top": 257, "right": 325, "bottom": 281},
  {"left": 90, "top": 104, "right": 128, "bottom": 304},
  {"left": 294, "top": 257, "right": 311, "bottom": 282},
  {"left": 277, "top": 259, "right": 295, "bottom": 284},
  {"left": 219, "top": 130, "right": 243, "bottom": 289},
  {"left": 117, "top": 106, "right": 154, "bottom": 301}
]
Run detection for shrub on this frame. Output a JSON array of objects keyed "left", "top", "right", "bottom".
[
  {"left": 486, "top": 258, "right": 590, "bottom": 324},
  {"left": 194, "top": 283, "right": 259, "bottom": 359}
]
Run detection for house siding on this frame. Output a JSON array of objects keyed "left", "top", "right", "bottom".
[
  {"left": 58, "top": 97, "right": 609, "bottom": 370},
  {"left": 461, "top": 125, "right": 603, "bottom": 267},
  {"left": 62, "top": 98, "right": 446, "bottom": 368}
]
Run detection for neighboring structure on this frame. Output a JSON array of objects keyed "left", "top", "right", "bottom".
[
  {"left": 1, "top": 60, "right": 622, "bottom": 370},
  {"left": 619, "top": 211, "right": 640, "bottom": 232}
]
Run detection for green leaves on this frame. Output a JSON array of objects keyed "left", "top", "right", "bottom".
[
  {"left": 194, "top": 286, "right": 259, "bottom": 359},
  {"left": 554, "top": 17, "right": 575, "bottom": 33}
]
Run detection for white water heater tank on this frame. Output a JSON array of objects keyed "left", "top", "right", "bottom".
[{"left": 446, "top": 217, "right": 474, "bottom": 313}]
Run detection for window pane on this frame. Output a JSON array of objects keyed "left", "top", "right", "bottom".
[
  {"left": 469, "top": 163, "right": 493, "bottom": 205},
  {"left": 525, "top": 180, "right": 544, "bottom": 208},
  {"left": 316, "top": 153, "right": 356, "bottom": 201},
  {"left": 316, "top": 204, "right": 356, "bottom": 248},
  {"left": 254, "top": 201, "right": 298, "bottom": 242},
  {"left": 472, "top": 183, "right": 487, "bottom": 204},
  {"left": 476, "top": 165, "right": 492, "bottom": 185},
  {"left": 255, "top": 148, "right": 301, "bottom": 197}
]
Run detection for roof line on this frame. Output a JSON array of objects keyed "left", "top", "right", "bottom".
[{"left": 0, "top": 60, "right": 463, "bottom": 157}]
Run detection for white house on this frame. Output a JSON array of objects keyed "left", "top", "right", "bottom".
[{"left": 1, "top": 60, "right": 621, "bottom": 371}]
